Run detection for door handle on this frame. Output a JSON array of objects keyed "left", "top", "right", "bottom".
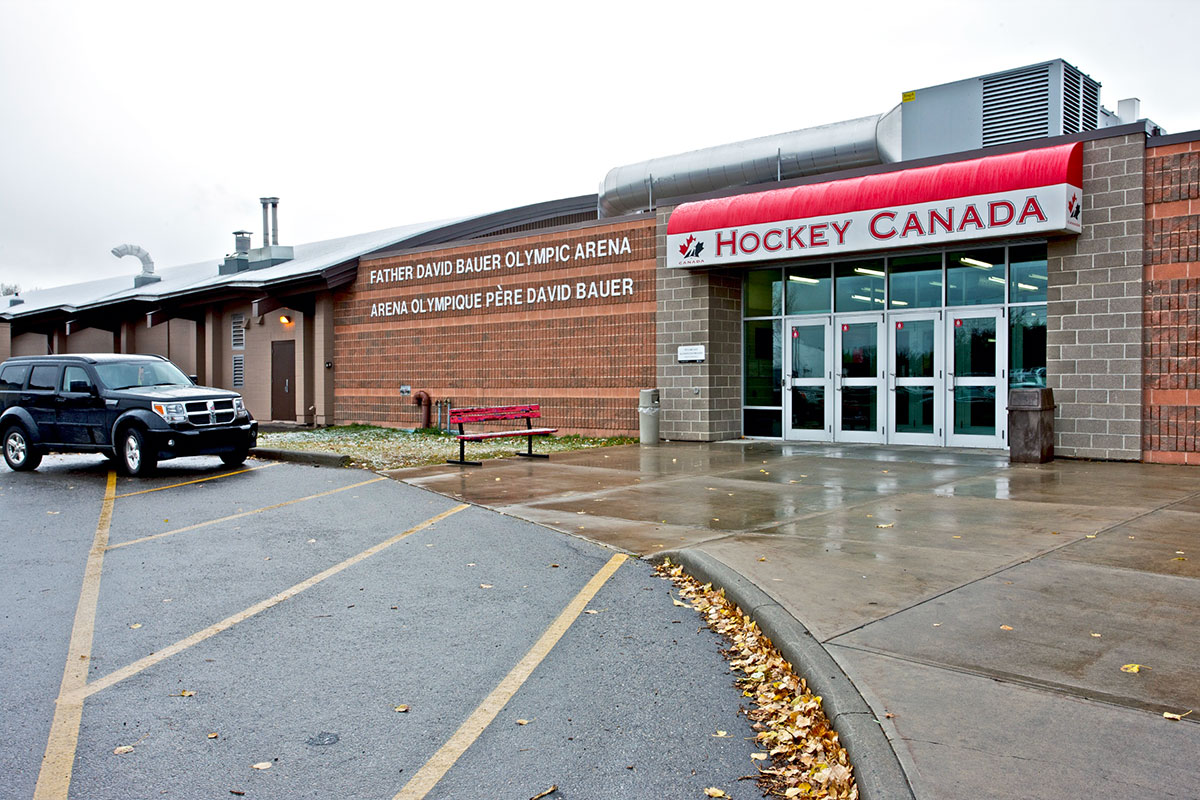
[{"left": 284, "top": 379, "right": 289, "bottom": 393}]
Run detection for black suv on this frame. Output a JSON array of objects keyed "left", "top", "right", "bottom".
[{"left": 0, "top": 353, "right": 257, "bottom": 476}]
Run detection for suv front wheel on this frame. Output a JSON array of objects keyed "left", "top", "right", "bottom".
[
  {"left": 118, "top": 427, "right": 156, "bottom": 477},
  {"left": 3, "top": 424, "right": 42, "bottom": 471}
]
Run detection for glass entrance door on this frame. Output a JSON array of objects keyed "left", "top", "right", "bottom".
[
  {"left": 947, "top": 309, "right": 1007, "bottom": 448},
  {"left": 784, "top": 317, "right": 833, "bottom": 441},
  {"left": 835, "top": 315, "right": 886, "bottom": 443},
  {"left": 888, "top": 311, "right": 943, "bottom": 446}
]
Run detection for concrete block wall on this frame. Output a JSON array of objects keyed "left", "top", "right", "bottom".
[
  {"left": 1046, "top": 133, "right": 1145, "bottom": 460},
  {"left": 655, "top": 207, "right": 743, "bottom": 441},
  {"left": 1142, "top": 134, "right": 1200, "bottom": 464}
]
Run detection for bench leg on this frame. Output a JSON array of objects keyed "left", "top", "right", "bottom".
[
  {"left": 447, "top": 437, "right": 483, "bottom": 466},
  {"left": 514, "top": 435, "right": 549, "bottom": 459}
]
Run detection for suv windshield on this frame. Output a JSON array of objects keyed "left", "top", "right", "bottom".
[{"left": 94, "top": 361, "right": 193, "bottom": 390}]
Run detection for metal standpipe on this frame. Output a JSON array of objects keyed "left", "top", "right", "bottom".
[{"left": 638, "top": 388, "right": 660, "bottom": 445}]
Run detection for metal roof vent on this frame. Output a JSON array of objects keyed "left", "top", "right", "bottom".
[
  {"left": 247, "top": 196, "right": 294, "bottom": 269},
  {"left": 7, "top": 295, "right": 23, "bottom": 307},
  {"left": 112, "top": 243, "right": 161, "bottom": 288},
  {"left": 234, "top": 230, "right": 252, "bottom": 255}
]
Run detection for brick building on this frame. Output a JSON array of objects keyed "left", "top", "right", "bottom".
[{"left": 2, "top": 59, "right": 1199, "bottom": 464}]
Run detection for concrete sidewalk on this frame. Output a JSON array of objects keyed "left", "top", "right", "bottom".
[{"left": 393, "top": 442, "right": 1200, "bottom": 800}]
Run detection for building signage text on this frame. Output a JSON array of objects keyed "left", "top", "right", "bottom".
[{"left": 666, "top": 184, "right": 1081, "bottom": 269}]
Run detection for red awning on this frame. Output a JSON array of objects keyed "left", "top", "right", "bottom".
[{"left": 667, "top": 142, "right": 1082, "bottom": 236}]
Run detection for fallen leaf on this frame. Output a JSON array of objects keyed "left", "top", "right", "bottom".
[
  {"left": 250, "top": 762, "right": 271, "bottom": 770},
  {"left": 1091, "top": 633, "right": 1102, "bottom": 638},
  {"left": 129, "top": 623, "right": 142, "bottom": 629},
  {"left": 529, "top": 787, "right": 558, "bottom": 800},
  {"left": 307, "top": 538, "right": 316, "bottom": 543},
  {"left": 1121, "top": 664, "right": 1147, "bottom": 673},
  {"left": 704, "top": 789, "right": 727, "bottom": 798},
  {"left": 1172, "top": 557, "right": 1187, "bottom": 562},
  {"left": 952, "top": 535, "right": 962, "bottom": 539},
  {"left": 230, "top": 792, "right": 245, "bottom": 797},
  {"left": 549, "top": 563, "right": 560, "bottom": 568},
  {"left": 584, "top": 609, "right": 599, "bottom": 615},
  {"left": 113, "top": 745, "right": 134, "bottom": 755},
  {"left": 884, "top": 712, "right": 896, "bottom": 719},
  {"left": 176, "top": 690, "right": 195, "bottom": 697},
  {"left": 932, "top": 623, "right": 942, "bottom": 627},
  {"left": 750, "top": 752, "right": 768, "bottom": 761},
  {"left": 712, "top": 730, "right": 729, "bottom": 737},
  {"left": 671, "top": 597, "right": 690, "bottom": 608},
  {"left": 208, "top": 733, "right": 219, "bottom": 739},
  {"left": 757, "top": 556, "right": 767, "bottom": 562},
  {"left": 1000, "top": 625, "right": 1014, "bottom": 631},
  {"left": 1050, "top": 531, "right": 1060, "bottom": 535},
  {"left": 516, "top": 719, "right": 530, "bottom": 725},
  {"left": 876, "top": 522, "right": 894, "bottom": 529},
  {"left": 1085, "top": 534, "right": 1097, "bottom": 538},
  {"left": 394, "top": 704, "right": 410, "bottom": 712},
  {"left": 1163, "top": 710, "right": 1192, "bottom": 721},
  {"left": 785, "top": 788, "right": 802, "bottom": 798},
  {"left": 480, "top": 584, "right": 493, "bottom": 589}
]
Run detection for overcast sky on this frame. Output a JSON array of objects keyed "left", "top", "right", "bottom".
[{"left": 2, "top": 0, "right": 1198, "bottom": 293}]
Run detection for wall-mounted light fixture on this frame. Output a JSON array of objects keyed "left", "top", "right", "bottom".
[{"left": 279, "top": 314, "right": 292, "bottom": 324}]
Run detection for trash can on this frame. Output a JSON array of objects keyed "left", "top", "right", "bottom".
[
  {"left": 638, "top": 389, "right": 660, "bottom": 445},
  {"left": 1008, "top": 387, "right": 1054, "bottom": 463}
]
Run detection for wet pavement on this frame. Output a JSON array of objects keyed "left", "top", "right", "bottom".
[{"left": 396, "top": 441, "right": 1200, "bottom": 800}]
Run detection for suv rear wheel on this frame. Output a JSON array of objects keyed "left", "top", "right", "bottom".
[
  {"left": 119, "top": 427, "right": 156, "bottom": 476},
  {"left": 3, "top": 424, "right": 42, "bottom": 471}
]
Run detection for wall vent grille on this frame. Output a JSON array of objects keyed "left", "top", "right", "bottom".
[
  {"left": 982, "top": 64, "right": 1051, "bottom": 146},
  {"left": 232, "top": 355, "right": 245, "bottom": 388},
  {"left": 231, "top": 313, "right": 245, "bottom": 350}
]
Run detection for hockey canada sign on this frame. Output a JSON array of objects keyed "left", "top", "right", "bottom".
[{"left": 666, "top": 184, "right": 1080, "bottom": 269}]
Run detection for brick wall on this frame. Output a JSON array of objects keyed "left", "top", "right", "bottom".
[
  {"left": 1143, "top": 135, "right": 1200, "bottom": 464},
  {"left": 334, "top": 219, "right": 656, "bottom": 436},
  {"left": 654, "top": 207, "right": 743, "bottom": 442},
  {"left": 1046, "top": 133, "right": 1145, "bottom": 460}
]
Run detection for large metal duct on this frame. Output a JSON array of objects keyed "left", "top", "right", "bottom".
[
  {"left": 598, "top": 106, "right": 902, "bottom": 218},
  {"left": 111, "top": 243, "right": 154, "bottom": 275}
]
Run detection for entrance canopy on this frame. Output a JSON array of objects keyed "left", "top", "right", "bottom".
[{"left": 666, "top": 142, "right": 1082, "bottom": 269}]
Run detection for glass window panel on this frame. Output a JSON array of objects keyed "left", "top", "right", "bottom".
[
  {"left": 894, "top": 319, "right": 935, "bottom": 378},
  {"left": 835, "top": 259, "right": 885, "bottom": 312},
  {"left": 791, "top": 387, "right": 825, "bottom": 430},
  {"left": 744, "top": 408, "right": 782, "bottom": 437},
  {"left": 744, "top": 319, "right": 782, "bottom": 406},
  {"left": 953, "top": 317, "right": 997, "bottom": 377},
  {"left": 841, "top": 387, "right": 877, "bottom": 432},
  {"left": 895, "top": 386, "right": 935, "bottom": 434},
  {"left": 888, "top": 253, "right": 942, "bottom": 308},
  {"left": 841, "top": 322, "right": 878, "bottom": 378},
  {"left": 790, "top": 324, "right": 825, "bottom": 380},
  {"left": 953, "top": 387, "right": 996, "bottom": 435},
  {"left": 28, "top": 365, "right": 58, "bottom": 391},
  {"left": 1010, "top": 305, "right": 1048, "bottom": 387},
  {"left": 785, "top": 263, "right": 832, "bottom": 315},
  {"left": 62, "top": 366, "right": 94, "bottom": 393},
  {"left": 0, "top": 364, "right": 29, "bottom": 391},
  {"left": 946, "top": 247, "right": 1006, "bottom": 306},
  {"left": 1010, "top": 243, "right": 1048, "bottom": 304},
  {"left": 744, "top": 269, "right": 783, "bottom": 317}
]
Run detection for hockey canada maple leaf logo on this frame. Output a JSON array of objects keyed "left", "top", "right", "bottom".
[
  {"left": 678, "top": 235, "right": 704, "bottom": 259},
  {"left": 1068, "top": 192, "right": 1081, "bottom": 221}
]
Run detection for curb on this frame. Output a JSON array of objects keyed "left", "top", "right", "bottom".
[
  {"left": 250, "top": 447, "right": 351, "bottom": 468},
  {"left": 650, "top": 549, "right": 914, "bottom": 800}
]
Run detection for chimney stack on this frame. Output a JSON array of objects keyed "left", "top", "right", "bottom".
[{"left": 260, "top": 197, "right": 280, "bottom": 246}]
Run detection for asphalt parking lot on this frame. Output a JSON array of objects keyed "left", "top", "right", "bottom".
[{"left": 2, "top": 455, "right": 761, "bottom": 800}]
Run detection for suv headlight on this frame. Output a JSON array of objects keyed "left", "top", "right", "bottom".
[
  {"left": 233, "top": 397, "right": 247, "bottom": 417},
  {"left": 152, "top": 402, "right": 188, "bottom": 424}
]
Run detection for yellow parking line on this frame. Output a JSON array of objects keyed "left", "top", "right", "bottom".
[
  {"left": 114, "top": 461, "right": 280, "bottom": 498},
  {"left": 394, "top": 552, "right": 628, "bottom": 800},
  {"left": 74, "top": 504, "right": 469, "bottom": 702},
  {"left": 34, "top": 470, "right": 117, "bottom": 800},
  {"left": 106, "top": 476, "right": 387, "bottom": 550}
]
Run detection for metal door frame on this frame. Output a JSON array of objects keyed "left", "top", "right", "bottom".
[
  {"left": 887, "top": 309, "right": 944, "bottom": 447},
  {"left": 783, "top": 316, "right": 833, "bottom": 442},
  {"left": 946, "top": 307, "right": 1008, "bottom": 449},
  {"left": 834, "top": 312, "right": 887, "bottom": 444}
]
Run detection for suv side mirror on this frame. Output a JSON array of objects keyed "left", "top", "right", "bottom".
[{"left": 188, "top": 374, "right": 199, "bottom": 384}]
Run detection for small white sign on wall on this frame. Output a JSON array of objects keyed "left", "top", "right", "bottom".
[{"left": 677, "top": 345, "right": 706, "bottom": 363}]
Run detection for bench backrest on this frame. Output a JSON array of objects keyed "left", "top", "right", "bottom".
[{"left": 449, "top": 404, "right": 540, "bottom": 425}]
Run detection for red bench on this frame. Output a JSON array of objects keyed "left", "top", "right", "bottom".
[{"left": 446, "top": 404, "right": 558, "bottom": 466}]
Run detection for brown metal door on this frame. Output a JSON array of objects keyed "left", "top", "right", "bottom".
[{"left": 271, "top": 340, "right": 295, "bottom": 421}]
